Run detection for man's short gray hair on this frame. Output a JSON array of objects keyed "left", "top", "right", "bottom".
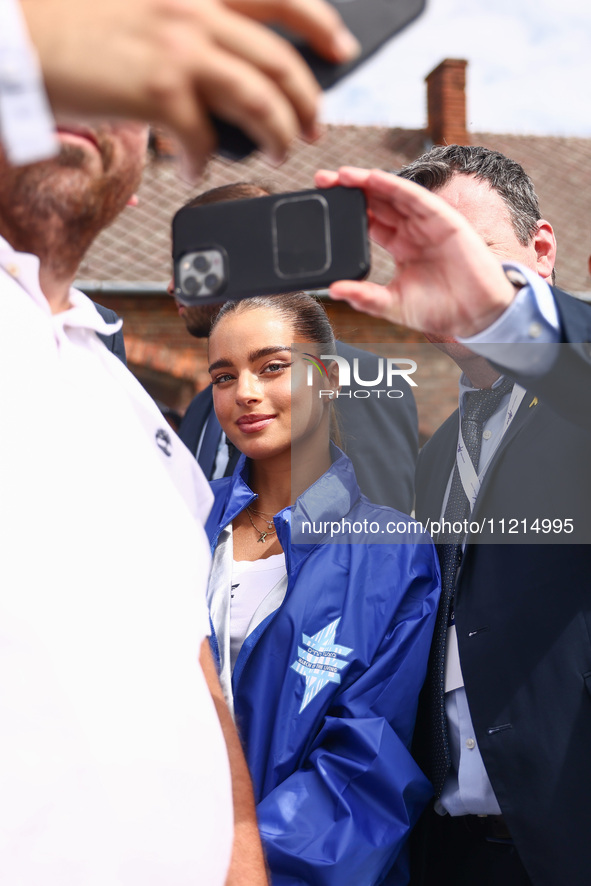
[{"left": 398, "top": 145, "right": 541, "bottom": 246}]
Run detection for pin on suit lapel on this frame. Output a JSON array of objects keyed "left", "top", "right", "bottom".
[{"left": 469, "top": 389, "right": 537, "bottom": 520}]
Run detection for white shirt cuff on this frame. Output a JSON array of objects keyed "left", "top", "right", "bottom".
[
  {"left": 458, "top": 262, "right": 561, "bottom": 375},
  {"left": 0, "top": 0, "right": 57, "bottom": 164}
]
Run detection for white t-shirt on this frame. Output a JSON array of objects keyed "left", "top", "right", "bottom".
[
  {"left": 230, "top": 554, "right": 286, "bottom": 669},
  {"left": 0, "top": 239, "right": 233, "bottom": 885}
]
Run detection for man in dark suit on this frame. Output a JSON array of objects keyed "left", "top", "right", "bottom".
[
  {"left": 314, "top": 150, "right": 591, "bottom": 886},
  {"left": 93, "top": 301, "right": 126, "bottom": 363},
  {"left": 175, "top": 183, "right": 419, "bottom": 513}
]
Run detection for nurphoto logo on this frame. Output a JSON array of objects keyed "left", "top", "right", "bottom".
[{"left": 303, "top": 353, "right": 418, "bottom": 400}]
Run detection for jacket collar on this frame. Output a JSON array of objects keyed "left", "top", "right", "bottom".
[
  {"left": 214, "top": 444, "right": 360, "bottom": 552},
  {"left": 290, "top": 445, "right": 359, "bottom": 543}
]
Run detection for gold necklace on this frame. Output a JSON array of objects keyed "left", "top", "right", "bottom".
[
  {"left": 248, "top": 505, "right": 275, "bottom": 530},
  {"left": 246, "top": 506, "right": 277, "bottom": 544}
]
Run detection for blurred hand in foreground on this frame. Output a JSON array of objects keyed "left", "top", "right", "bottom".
[{"left": 21, "top": 0, "right": 359, "bottom": 177}]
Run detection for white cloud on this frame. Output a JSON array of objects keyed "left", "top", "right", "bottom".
[{"left": 321, "top": 0, "right": 591, "bottom": 137}]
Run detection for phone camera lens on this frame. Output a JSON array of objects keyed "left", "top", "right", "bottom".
[
  {"left": 193, "top": 255, "right": 211, "bottom": 273},
  {"left": 205, "top": 273, "right": 220, "bottom": 291},
  {"left": 183, "top": 275, "right": 200, "bottom": 294}
]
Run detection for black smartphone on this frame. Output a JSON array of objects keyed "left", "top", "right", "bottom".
[
  {"left": 215, "top": 0, "right": 426, "bottom": 159},
  {"left": 172, "top": 186, "right": 370, "bottom": 306}
]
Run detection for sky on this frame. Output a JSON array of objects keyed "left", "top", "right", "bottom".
[{"left": 321, "top": 0, "right": 591, "bottom": 137}]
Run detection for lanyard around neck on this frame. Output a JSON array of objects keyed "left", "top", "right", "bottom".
[{"left": 456, "top": 384, "right": 526, "bottom": 511}]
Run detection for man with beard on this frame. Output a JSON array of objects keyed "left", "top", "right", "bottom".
[
  {"left": 0, "top": 122, "right": 266, "bottom": 884},
  {"left": 93, "top": 301, "right": 127, "bottom": 362}
]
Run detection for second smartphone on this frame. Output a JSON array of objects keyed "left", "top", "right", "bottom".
[{"left": 172, "top": 186, "right": 370, "bottom": 307}]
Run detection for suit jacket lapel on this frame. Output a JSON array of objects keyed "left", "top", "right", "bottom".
[
  {"left": 416, "top": 411, "right": 458, "bottom": 522},
  {"left": 472, "top": 387, "right": 537, "bottom": 512},
  {"left": 178, "top": 385, "right": 214, "bottom": 455}
]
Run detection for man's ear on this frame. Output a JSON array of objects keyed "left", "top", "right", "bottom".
[
  {"left": 533, "top": 220, "right": 556, "bottom": 280},
  {"left": 588, "top": 255, "right": 591, "bottom": 278}
]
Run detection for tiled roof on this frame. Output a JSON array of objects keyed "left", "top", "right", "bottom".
[{"left": 79, "top": 124, "right": 591, "bottom": 294}]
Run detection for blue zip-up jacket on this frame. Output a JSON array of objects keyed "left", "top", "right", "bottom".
[{"left": 206, "top": 450, "right": 440, "bottom": 886}]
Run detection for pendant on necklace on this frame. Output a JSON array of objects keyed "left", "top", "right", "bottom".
[{"left": 258, "top": 532, "right": 268, "bottom": 543}]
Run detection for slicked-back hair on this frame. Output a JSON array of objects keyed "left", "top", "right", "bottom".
[
  {"left": 211, "top": 291, "right": 336, "bottom": 355},
  {"left": 184, "top": 180, "right": 272, "bottom": 209},
  {"left": 398, "top": 145, "right": 542, "bottom": 246}
]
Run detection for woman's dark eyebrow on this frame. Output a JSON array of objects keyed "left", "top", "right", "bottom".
[
  {"left": 248, "top": 345, "right": 293, "bottom": 362},
  {"left": 208, "top": 357, "right": 233, "bottom": 373},
  {"left": 208, "top": 346, "right": 292, "bottom": 375}
]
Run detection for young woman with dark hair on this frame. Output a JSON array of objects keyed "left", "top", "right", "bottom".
[{"left": 205, "top": 291, "right": 440, "bottom": 886}]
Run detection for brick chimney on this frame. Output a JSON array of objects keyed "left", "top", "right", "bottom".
[{"left": 425, "top": 59, "right": 469, "bottom": 146}]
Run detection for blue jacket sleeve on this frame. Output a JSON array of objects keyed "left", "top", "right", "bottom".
[{"left": 256, "top": 547, "right": 440, "bottom": 886}]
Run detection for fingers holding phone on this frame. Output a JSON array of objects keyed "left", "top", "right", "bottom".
[
  {"left": 20, "top": 0, "right": 358, "bottom": 176},
  {"left": 314, "top": 167, "right": 518, "bottom": 338},
  {"left": 196, "top": 3, "right": 324, "bottom": 154},
  {"left": 223, "top": 0, "right": 361, "bottom": 62}
]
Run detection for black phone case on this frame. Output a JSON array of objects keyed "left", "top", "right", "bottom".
[
  {"left": 214, "top": 0, "right": 426, "bottom": 159},
  {"left": 172, "top": 186, "right": 370, "bottom": 305}
]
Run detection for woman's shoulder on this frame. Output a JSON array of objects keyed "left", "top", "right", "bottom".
[
  {"left": 298, "top": 503, "right": 440, "bottom": 619},
  {"left": 341, "top": 495, "right": 439, "bottom": 585},
  {"left": 353, "top": 493, "right": 410, "bottom": 521}
]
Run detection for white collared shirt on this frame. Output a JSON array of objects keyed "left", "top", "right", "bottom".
[{"left": 0, "top": 238, "right": 232, "bottom": 884}]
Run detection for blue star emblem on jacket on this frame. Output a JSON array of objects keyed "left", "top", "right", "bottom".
[{"left": 291, "top": 618, "right": 353, "bottom": 712}]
